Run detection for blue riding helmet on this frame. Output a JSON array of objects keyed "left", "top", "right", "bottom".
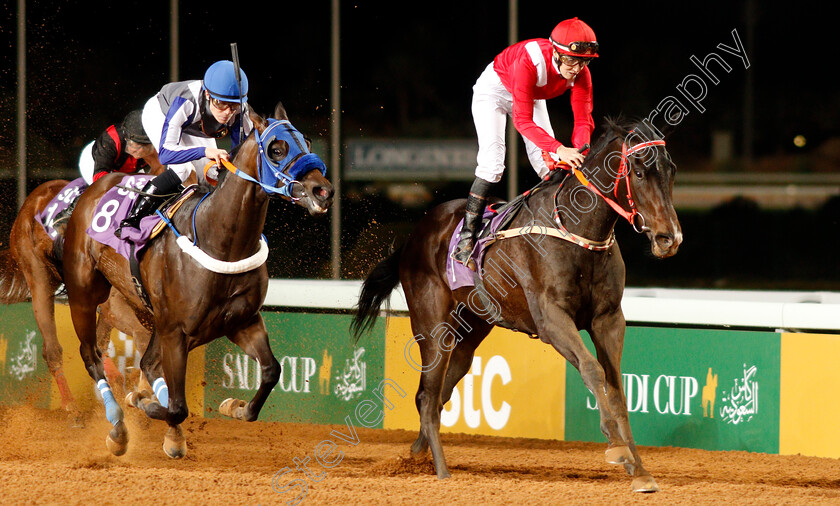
[{"left": 203, "top": 60, "right": 249, "bottom": 102}]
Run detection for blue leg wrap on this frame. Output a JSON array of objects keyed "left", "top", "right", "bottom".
[
  {"left": 153, "top": 377, "right": 169, "bottom": 408},
  {"left": 97, "top": 379, "right": 123, "bottom": 426}
]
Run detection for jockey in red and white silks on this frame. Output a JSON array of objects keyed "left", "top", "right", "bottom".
[
  {"left": 473, "top": 34, "right": 595, "bottom": 182},
  {"left": 453, "top": 17, "right": 599, "bottom": 270}
]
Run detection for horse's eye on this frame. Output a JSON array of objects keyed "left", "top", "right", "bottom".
[
  {"left": 269, "top": 143, "right": 287, "bottom": 160},
  {"left": 271, "top": 148, "right": 281, "bottom": 157},
  {"left": 634, "top": 169, "right": 644, "bottom": 179}
]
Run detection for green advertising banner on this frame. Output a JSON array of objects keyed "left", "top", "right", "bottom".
[
  {"left": 204, "top": 312, "right": 386, "bottom": 426},
  {"left": 565, "top": 327, "right": 780, "bottom": 453},
  {"left": 0, "top": 304, "right": 52, "bottom": 408}
]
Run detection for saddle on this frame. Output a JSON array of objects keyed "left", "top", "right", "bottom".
[
  {"left": 85, "top": 175, "right": 198, "bottom": 311},
  {"left": 86, "top": 175, "right": 196, "bottom": 262},
  {"left": 446, "top": 169, "right": 568, "bottom": 291},
  {"left": 36, "top": 178, "right": 90, "bottom": 261}
]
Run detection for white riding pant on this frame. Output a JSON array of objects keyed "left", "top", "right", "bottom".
[
  {"left": 142, "top": 96, "right": 213, "bottom": 183},
  {"left": 472, "top": 63, "right": 554, "bottom": 183}
]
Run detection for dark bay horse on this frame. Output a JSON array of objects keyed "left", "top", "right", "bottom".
[
  {"left": 62, "top": 102, "right": 333, "bottom": 458},
  {"left": 1, "top": 178, "right": 159, "bottom": 419},
  {"left": 352, "top": 118, "right": 681, "bottom": 492}
]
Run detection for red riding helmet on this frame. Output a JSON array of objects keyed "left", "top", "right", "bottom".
[{"left": 549, "top": 17, "right": 599, "bottom": 58}]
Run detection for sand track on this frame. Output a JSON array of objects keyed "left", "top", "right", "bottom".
[{"left": 2, "top": 405, "right": 840, "bottom": 505}]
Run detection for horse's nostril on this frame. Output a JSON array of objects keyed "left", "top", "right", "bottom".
[
  {"left": 316, "top": 186, "right": 333, "bottom": 200},
  {"left": 655, "top": 234, "right": 673, "bottom": 248}
]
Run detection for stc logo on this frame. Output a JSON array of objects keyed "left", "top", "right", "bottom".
[{"left": 441, "top": 355, "right": 511, "bottom": 430}]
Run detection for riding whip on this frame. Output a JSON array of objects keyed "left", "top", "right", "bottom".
[{"left": 230, "top": 42, "right": 245, "bottom": 142}]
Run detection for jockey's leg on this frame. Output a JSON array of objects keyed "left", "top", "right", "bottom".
[
  {"left": 115, "top": 168, "right": 181, "bottom": 236},
  {"left": 523, "top": 99, "right": 556, "bottom": 178},
  {"left": 452, "top": 177, "right": 494, "bottom": 270},
  {"left": 457, "top": 64, "right": 506, "bottom": 270}
]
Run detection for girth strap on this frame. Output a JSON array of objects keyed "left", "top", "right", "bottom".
[
  {"left": 129, "top": 243, "right": 153, "bottom": 312},
  {"left": 494, "top": 224, "right": 615, "bottom": 251}
]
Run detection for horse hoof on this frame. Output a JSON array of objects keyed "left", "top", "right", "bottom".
[
  {"left": 125, "top": 390, "right": 153, "bottom": 408},
  {"left": 125, "top": 391, "right": 142, "bottom": 408},
  {"left": 436, "top": 469, "right": 451, "bottom": 480},
  {"left": 163, "top": 426, "right": 187, "bottom": 459},
  {"left": 105, "top": 421, "right": 129, "bottom": 456},
  {"left": 632, "top": 475, "right": 660, "bottom": 493},
  {"left": 219, "top": 398, "right": 247, "bottom": 419},
  {"left": 605, "top": 445, "right": 635, "bottom": 465}
]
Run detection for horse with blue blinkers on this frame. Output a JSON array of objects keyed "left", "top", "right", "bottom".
[{"left": 62, "top": 102, "right": 333, "bottom": 457}]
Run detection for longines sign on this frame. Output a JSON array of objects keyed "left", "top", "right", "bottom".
[{"left": 345, "top": 139, "right": 477, "bottom": 181}]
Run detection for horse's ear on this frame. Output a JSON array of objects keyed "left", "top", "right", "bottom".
[
  {"left": 657, "top": 122, "right": 674, "bottom": 139},
  {"left": 273, "top": 101, "right": 288, "bottom": 121},
  {"left": 250, "top": 110, "right": 269, "bottom": 133}
]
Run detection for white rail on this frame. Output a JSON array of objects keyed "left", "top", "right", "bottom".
[{"left": 265, "top": 280, "right": 840, "bottom": 332}]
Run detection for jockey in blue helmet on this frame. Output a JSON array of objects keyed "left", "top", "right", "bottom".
[{"left": 116, "top": 60, "right": 253, "bottom": 237}]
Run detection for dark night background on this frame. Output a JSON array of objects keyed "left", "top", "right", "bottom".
[{"left": 1, "top": 1, "right": 839, "bottom": 288}]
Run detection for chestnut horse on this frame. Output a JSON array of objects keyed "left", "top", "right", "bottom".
[
  {"left": 62, "top": 102, "right": 333, "bottom": 458},
  {"left": 352, "top": 118, "right": 681, "bottom": 492},
  {"left": 1, "top": 173, "right": 161, "bottom": 420}
]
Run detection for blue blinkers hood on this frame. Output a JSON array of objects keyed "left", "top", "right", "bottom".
[{"left": 254, "top": 119, "right": 327, "bottom": 198}]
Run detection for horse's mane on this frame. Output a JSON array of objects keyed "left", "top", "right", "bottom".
[
  {"left": 588, "top": 116, "right": 663, "bottom": 160},
  {"left": 540, "top": 116, "right": 661, "bottom": 187},
  {"left": 228, "top": 129, "right": 254, "bottom": 160},
  {"left": 587, "top": 118, "right": 623, "bottom": 158}
]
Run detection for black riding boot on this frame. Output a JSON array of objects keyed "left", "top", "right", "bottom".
[
  {"left": 452, "top": 178, "right": 494, "bottom": 270},
  {"left": 115, "top": 169, "right": 180, "bottom": 238}
]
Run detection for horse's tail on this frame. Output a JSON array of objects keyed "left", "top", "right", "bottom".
[
  {"left": 0, "top": 248, "right": 32, "bottom": 304},
  {"left": 351, "top": 245, "right": 404, "bottom": 342}
]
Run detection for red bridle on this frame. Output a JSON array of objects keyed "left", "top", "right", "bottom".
[{"left": 568, "top": 138, "right": 666, "bottom": 233}]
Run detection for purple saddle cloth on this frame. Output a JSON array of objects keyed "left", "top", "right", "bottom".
[
  {"left": 36, "top": 178, "right": 89, "bottom": 239},
  {"left": 446, "top": 204, "right": 516, "bottom": 290},
  {"left": 86, "top": 174, "right": 162, "bottom": 261}
]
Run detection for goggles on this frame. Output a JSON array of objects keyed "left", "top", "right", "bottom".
[
  {"left": 555, "top": 53, "right": 593, "bottom": 68},
  {"left": 209, "top": 97, "right": 242, "bottom": 113},
  {"left": 550, "top": 39, "right": 599, "bottom": 56}
]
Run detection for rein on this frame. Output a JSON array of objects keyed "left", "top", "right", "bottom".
[
  {"left": 203, "top": 158, "right": 300, "bottom": 200},
  {"left": 492, "top": 136, "right": 667, "bottom": 252},
  {"left": 560, "top": 137, "right": 666, "bottom": 235}
]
